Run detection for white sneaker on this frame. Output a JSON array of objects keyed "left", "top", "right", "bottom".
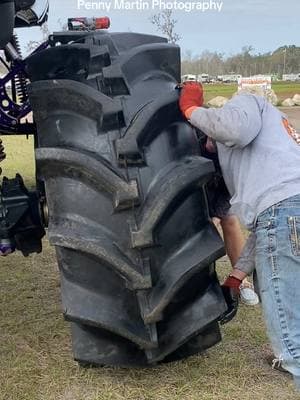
[{"left": 239, "top": 285, "right": 259, "bottom": 306}]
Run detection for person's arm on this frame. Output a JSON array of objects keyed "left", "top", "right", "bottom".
[
  {"left": 178, "top": 82, "right": 263, "bottom": 148},
  {"left": 219, "top": 232, "right": 256, "bottom": 324},
  {"left": 189, "top": 95, "right": 262, "bottom": 148},
  {"left": 234, "top": 232, "right": 256, "bottom": 275}
]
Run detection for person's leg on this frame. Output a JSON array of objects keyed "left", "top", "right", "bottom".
[{"left": 255, "top": 197, "right": 300, "bottom": 390}]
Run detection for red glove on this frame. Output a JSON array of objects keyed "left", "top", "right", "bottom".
[
  {"left": 223, "top": 275, "right": 242, "bottom": 293},
  {"left": 179, "top": 82, "right": 204, "bottom": 119}
]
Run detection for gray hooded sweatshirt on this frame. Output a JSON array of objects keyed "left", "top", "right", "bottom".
[{"left": 190, "top": 93, "right": 300, "bottom": 274}]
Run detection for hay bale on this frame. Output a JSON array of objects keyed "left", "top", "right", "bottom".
[
  {"left": 292, "top": 94, "right": 300, "bottom": 106},
  {"left": 282, "top": 98, "right": 295, "bottom": 107},
  {"left": 207, "top": 96, "right": 229, "bottom": 108},
  {"left": 236, "top": 87, "right": 278, "bottom": 105},
  {"left": 265, "top": 89, "right": 278, "bottom": 106}
]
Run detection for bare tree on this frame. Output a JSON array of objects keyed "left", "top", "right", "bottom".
[
  {"left": 150, "top": 10, "right": 181, "bottom": 44},
  {"left": 57, "top": 18, "right": 68, "bottom": 32},
  {"left": 26, "top": 23, "right": 50, "bottom": 53},
  {"left": 25, "top": 19, "right": 67, "bottom": 54},
  {"left": 180, "top": 45, "right": 300, "bottom": 78}
]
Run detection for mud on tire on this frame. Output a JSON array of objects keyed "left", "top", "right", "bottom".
[{"left": 27, "top": 30, "right": 227, "bottom": 366}]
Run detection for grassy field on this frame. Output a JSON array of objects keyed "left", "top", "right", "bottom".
[
  {"left": 203, "top": 82, "right": 300, "bottom": 103},
  {"left": 1, "top": 239, "right": 298, "bottom": 400},
  {"left": 0, "top": 135, "right": 36, "bottom": 187},
  {"left": 1, "top": 117, "right": 300, "bottom": 399}
]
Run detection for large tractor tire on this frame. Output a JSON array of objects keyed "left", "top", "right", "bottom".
[{"left": 26, "top": 30, "right": 227, "bottom": 366}]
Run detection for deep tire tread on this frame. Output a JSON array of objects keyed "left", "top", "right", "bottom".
[{"left": 28, "top": 30, "right": 226, "bottom": 367}]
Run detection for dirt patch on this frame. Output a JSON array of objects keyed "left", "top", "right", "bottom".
[{"left": 280, "top": 106, "right": 300, "bottom": 130}]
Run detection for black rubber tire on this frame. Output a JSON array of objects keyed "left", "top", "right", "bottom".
[
  {"left": 27, "top": 30, "right": 226, "bottom": 366},
  {"left": 0, "top": 0, "right": 14, "bottom": 49}
]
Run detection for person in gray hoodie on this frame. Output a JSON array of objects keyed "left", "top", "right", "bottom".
[{"left": 179, "top": 81, "right": 300, "bottom": 390}]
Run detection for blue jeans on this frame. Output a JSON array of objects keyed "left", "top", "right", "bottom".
[{"left": 255, "top": 194, "right": 300, "bottom": 389}]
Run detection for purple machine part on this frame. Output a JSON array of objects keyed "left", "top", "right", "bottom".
[
  {"left": 0, "top": 41, "right": 48, "bottom": 135},
  {"left": 0, "top": 240, "right": 15, "bottom": 256}
]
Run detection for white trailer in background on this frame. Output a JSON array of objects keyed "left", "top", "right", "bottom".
[
  {"left": 181, "top": 74, "right": 197, "bottom": 83},
  {"left": 181, "top": 74, "right": 212, "bottom": 83},
  {"left": 282, "top": 74, "right": 300, "bottom": 82},
  {"left": 217, "top": 74, "right": 242, "bottom": 83},
  {"left": 197, "top": 74, "right": 210, "bottom": 83}
]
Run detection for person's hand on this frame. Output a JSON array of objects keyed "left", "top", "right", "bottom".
[
  {"left": 219, "top": 275, "right": 241, "bottom": 325},
  {"left": 178, "top": 81, "right": 204, "bottom": 119}
]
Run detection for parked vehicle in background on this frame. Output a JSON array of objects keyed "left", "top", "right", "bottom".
[
  {"left": 181, "top": 74, "right": 214, "bottom": 84},
  {"left": 198, "top": 74, "right": 210, "bottom": 83},
  {"left": 217, "top": 74, "right": 242, "bottom": 83},
  {"left": 282, "top": 73, "right": 300, "bottom": 82},
  {"left": 181, "top": 74, "right": 197, "bottom": 82}
]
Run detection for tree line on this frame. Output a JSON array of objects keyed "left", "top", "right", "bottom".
[
  {"left": 149, "top": 11, "right": 300, "bottom": 78},
  {"left": 181, "top": 45, "right": 300, "bottom": 78}
]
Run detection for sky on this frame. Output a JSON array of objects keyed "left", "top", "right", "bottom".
[{"left": 17, "top": 0, "right": 300, "bottom": 57}]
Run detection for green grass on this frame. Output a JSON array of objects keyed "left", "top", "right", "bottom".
[
  {"left": 1, "top": 245, "right": 297, "bottom": 400},
  {"left": 1, "top": 135, "right": 36, "bottom": 187},
  {"left": 204, "top": 83, "right": 238, "bottom": 102},
  {"left": 1, "top": 136, "right": 299, "bottom": 399},
  {"left": 203, "top": 82, "right": 300, "bottom": 102}
]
